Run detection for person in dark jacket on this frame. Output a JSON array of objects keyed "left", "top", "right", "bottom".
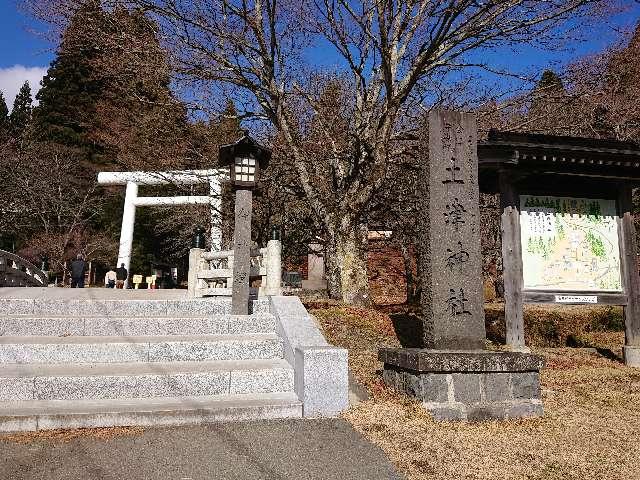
[
  {"left": 115, "top": 263, "right": 128, "bottom": 289},
  {"left": 70, "top": 254, "right": 87, "bottom": 288}
]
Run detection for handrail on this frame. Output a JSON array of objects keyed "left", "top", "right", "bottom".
[
  {"left": 201, "top": 248, "right": 264, "bottom": 261},
  {"left": 0, "top": 250, "right": 48, "bottom": 287},
  {"left": 188, "top": 240, "right": 282, "bottom": 298}
]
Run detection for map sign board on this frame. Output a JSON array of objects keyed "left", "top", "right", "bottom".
[{"left": 520, "top": 195, "right": 622, "bottom": 292}]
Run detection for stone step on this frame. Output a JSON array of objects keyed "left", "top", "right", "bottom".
[
  {"left": 0, "top": 334, "right": 284, "bottom": 364},
  {"left": 0, "top": 298, "right": 271, "bottom": 316},
  {"left": 0, "top": 392, "right": 303, "bottom": 432},
  {"left": 0, "top": 314, "right": 276, "bottom": 337},
  {"left": 0, "top": 359, "right": 294, "bottom": 401}
]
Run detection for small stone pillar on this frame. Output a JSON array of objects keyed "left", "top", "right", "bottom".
[
  {"left": 231, "top": 189, "right": 253, "bottom": 315},
  {"left": 379, "top": 110, "right": 544, "bottom": 421},
  {"left": 264, "top": 239, "right": 282, "bottom": 296},
  {"left": 304, "top": 243, "right": 327, "bottom": 290},
  {"left": 187, "top": 248, "right": 205, "bottom": 298}
]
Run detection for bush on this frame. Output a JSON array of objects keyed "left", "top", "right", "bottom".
[
  {"left": 588, "top": 306, "right": 624, "bottom": 332},
  {"left": 484, "top": 304, "right": 624, "bottom": 348}
]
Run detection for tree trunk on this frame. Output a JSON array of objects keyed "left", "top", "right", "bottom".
[
  {"left": 400, "top": 242, "right": 419, "bottom": 305},
  {"left": 325, "top": 219, "right": 371, "bottom": 306}
]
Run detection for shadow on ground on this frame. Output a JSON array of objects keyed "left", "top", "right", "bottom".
[{"left": 389, "top": 313, "right": 423, "bottom": 348}]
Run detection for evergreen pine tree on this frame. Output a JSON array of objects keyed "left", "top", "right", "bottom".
[
  {"left": 0, "top": 91, "right": 9, "bottom": 141},
  {"left": 530, "top": 70, "right": 565, "bottom": 114},
  {"left": 31, "top": 1, "right": 105, "bottom": 159},
  {"left": 219, "top": 100, "right": 242, "bottom": 143},
  {"left": 528, "top": 70, "right": 573, "bottom": 135},
  {"left": 10, "top": 81, "right": 33, "bottom": 139}
]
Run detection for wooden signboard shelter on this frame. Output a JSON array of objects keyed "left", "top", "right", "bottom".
[{"left": 478, "top": 131, "right": 640, "bottom": 366}]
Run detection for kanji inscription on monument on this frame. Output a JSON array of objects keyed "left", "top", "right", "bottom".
[{"left": 420, "top": 110, "right": 486, "bottom": 349}]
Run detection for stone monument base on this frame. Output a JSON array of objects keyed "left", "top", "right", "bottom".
[{"left": 379, "top": 349, "right": 545, "bottom": 421}]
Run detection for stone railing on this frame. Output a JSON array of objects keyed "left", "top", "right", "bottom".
[
  {"left": 0, "top": 250, "right": 48, "bottom": 287},
  {"left": 188, "top": 240, "right": 282, "bottom": 298}
]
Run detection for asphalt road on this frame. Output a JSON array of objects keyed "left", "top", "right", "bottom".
[{"left": 0, "top": 419, "right": 404, "bottom": 480}]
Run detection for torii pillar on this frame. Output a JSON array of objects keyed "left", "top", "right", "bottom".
[{"left": 98, "top": 170, "right": 224, "bottom": 286}]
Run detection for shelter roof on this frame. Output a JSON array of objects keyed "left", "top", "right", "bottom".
[{"left": 478, "top": 130, "right": 640, "bottom": 188}]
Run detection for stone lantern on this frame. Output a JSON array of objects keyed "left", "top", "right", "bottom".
[
  {"left": 219, "top": 131, "right": 271, "bottom": 190},
  {"left": 219, "top": 132, "right": 271, "bottom": 314}
]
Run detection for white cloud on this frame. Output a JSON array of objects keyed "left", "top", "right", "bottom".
[{"left": 0, "top": 65, "right": 48, "bottom": 111}]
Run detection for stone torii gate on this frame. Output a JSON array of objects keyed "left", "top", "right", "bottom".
[{"left": 97, "top": 169, "right": 224, "bottom": 281}]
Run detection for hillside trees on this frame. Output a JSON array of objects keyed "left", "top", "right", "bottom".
[
  {"left": 0, "top": 143, "right": 107, "bottom": 276},
  {"left": 5, "top": 1, "right": 203, "bottom": 276},
  {"left": 500, "top": 22, "right": 640, "bottom": 142}
]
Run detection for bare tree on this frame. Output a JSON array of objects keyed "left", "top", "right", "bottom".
[
  {"left": 27, "top": 0, "right": 613, "bottom": 303},
  {"left": 0, "top": 140, "right": 117, "bottom": 275},
  {"left": 111, "top": 0, "right": 612, "bottom": 304}
]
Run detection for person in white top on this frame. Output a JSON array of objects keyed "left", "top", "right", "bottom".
[{"left": 105, "top": 268, "right": 117, "bottom": 288}]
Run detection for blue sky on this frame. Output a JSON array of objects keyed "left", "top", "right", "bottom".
[
  {"left": 0, "top": 1, "right": 52, "bottom": 109},
  {"left": 0, "top": 1, "right": 639, "bottom": 111}
]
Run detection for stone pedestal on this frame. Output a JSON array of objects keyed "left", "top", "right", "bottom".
[
  {"left": 379, "top": 110, "right": 544, "bottom": 421},
  {"left": 380, "top": 349, "right": 544, "bottom": 421}
]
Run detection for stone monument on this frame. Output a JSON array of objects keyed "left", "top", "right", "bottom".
[{"left": 379, "top": 110, "right": 544, "bottom": 421}]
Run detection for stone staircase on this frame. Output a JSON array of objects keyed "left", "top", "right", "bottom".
[{"left": 0, "top": 298, "right": 302, "bottom": 431}]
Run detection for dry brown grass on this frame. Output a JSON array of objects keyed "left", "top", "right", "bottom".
[
  {"left": 311, "top": 305, "right": 640, "bottom": 480},
  {"left": 0, "top": 426, "right": 145, "bottom": 445}
]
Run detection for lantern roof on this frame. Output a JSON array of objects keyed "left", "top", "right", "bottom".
[{"left": 218, "top": 130, "right": 271, "bottom": 169}]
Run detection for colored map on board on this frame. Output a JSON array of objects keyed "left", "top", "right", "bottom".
[{"left": 520, "top": 195, "right": 622, "bottom": 291}]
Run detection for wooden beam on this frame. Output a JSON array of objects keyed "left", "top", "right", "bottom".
[
  {"left": 617, "top": 185, "right": 640, "bottom": 346},
  {"left": 499, "top": 170, "right": 526, "bottom": 350}
]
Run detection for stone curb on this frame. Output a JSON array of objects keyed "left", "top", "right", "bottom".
[{"left": 269, "top": 296, "right": 349, "bottom": 417}]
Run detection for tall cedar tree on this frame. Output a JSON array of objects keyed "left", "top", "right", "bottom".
[
  {"left": 85, "top": 6, "right": 194, "bottom": 270},
  {"left": 15, "top": 3, "right": 191, "bottom": 274},
  {"left": 32, "top": 1, "right": 105, "bottom": 161},
  {"left": 87, "top": 7, "right": 189, "bottom": 172},
  {"left": 10, "top": 82, "right": 33, "bottom": 140}
]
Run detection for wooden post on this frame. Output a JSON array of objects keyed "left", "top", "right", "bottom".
[
  {"left": 499, "top": 170, "right": 527, "bottom": 351},
  {"left": 617, "top": 185, "right": 640, "bottom": 366}
]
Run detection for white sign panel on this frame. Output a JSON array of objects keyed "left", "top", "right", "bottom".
[
  {"left": 554, "top": 295, "right": 598, "bottom": 304},
  {"left": 520, "top": 195, "right": 622, "bottom": 292}
]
